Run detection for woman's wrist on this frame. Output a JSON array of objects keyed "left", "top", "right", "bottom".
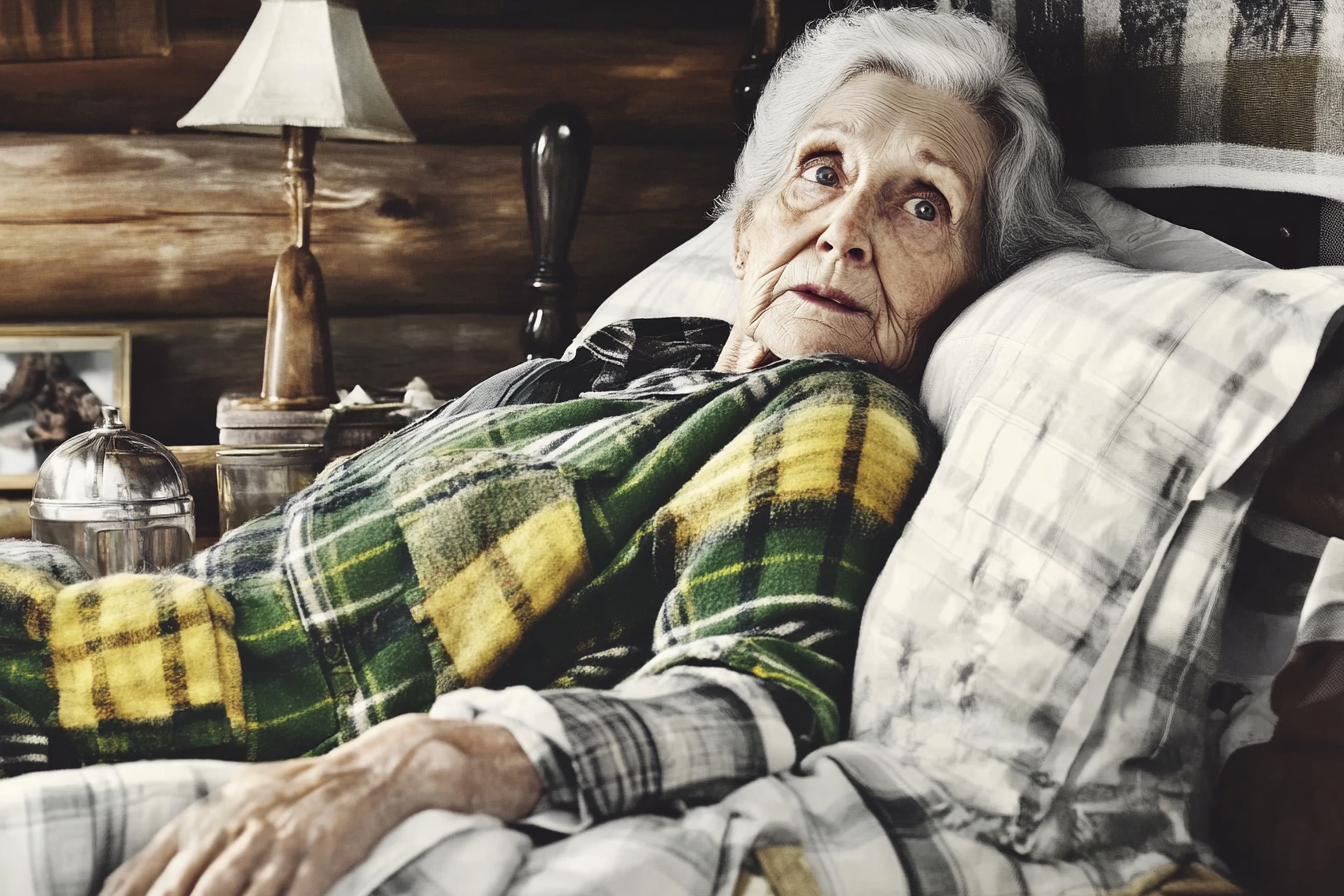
[{"left": 406, "top": 716, "right": 544, "bottom": 820}]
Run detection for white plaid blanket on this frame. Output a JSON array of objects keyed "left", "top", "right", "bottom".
[{"left": 0, "top": 742, "right": 1231, "bottom": 896}]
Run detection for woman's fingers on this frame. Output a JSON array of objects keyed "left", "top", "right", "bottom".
[
  {"left": 141, "top": 822, "right": 236, "bottom": 896},
  {"left": 99, "top": 800, "right": 228, "bottom": 896},
  {"left": 239, "top": 837, "right": 302, "bottom": 896},
  {"left": 100, "top": 771, "right": 284, "bottom": 896},
  {"left": 99, "top": 822, "right": 183, "bottom": 896},
  {"left": 283, "top": 857, "right": 349, "bottom": 896},
  {"left": 186, "top": 819, "right": 278, "bottom": 896},
  {"left": 131, "top": 827, "right": 223, "bottom": 896},
  {"left": 100, "top": 718, "right": 534, "bottom": 896},
  {"left": 270, "top": 781, "right": 398, "bottom": 896}
]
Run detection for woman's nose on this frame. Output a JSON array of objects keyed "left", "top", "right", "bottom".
[{"left": 816, "top": 198, "right": 872, "bottom": 264}]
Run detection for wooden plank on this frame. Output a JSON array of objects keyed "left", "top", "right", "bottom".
[
  {"left": 0, "top": 0, "right": 168, "bottom": 62},
  {"left": 170, "top": 0, "right": 753, "bottom": 29},
  {"left": 127, "top": 314, "right": 525, "bottom": 448},
  {"left": 0, "top": 494, "right": 31, "bottom": 539},
  {"left": 0, "top": 26, "right": 744, "bottom": 144},
  {"left": 0, "top": 133, "right": 737, "bottom": 320}
]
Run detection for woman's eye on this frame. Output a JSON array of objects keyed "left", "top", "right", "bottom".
[
  {"left": 904, "top": 198, "right": 938, "bottom": 221},
  {"left": 808, "top": 165, "right": 840, "bottom": 187}
]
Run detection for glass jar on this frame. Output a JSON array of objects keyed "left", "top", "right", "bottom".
[
  {"left": 216, "top": 444, "right": 324, "bottom": 533},
  {"left": 29, "top": 406, "right": 195, "bottom": 577}
]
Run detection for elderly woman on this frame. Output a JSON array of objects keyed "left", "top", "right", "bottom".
[{"left": 0, "top": 7, "right": 1099, "bottom": 896}]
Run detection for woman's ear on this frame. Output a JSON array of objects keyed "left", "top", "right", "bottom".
[{"left": 731, "top": 213, "right": 750, "bottom": 280}]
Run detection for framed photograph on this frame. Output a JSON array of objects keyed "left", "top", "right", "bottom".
[{"left": 0, "top": 327, "right": 131, "bottom": 489}]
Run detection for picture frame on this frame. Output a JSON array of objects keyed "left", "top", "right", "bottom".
[{"left": 0, "top": 327, "right": 131, "bottom": 490}]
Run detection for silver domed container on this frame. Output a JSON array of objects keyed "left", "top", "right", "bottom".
[{"left": 30, "top": 406, "right": 195, "bottom": 577}]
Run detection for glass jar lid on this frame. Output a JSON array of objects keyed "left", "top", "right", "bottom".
[
  {"left": 216, "top": 444, "right": 326, "bottom": 467},
  {"left": 30, "top": 406, "right": 194, "bottom": 522}
]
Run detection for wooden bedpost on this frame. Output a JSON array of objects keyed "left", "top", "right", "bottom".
[
  {"left": 520, "top": 103, "right": 592, "bottom": 360},
  {"left": 732, "top": 0, "right": 782, "bottom": 134}
]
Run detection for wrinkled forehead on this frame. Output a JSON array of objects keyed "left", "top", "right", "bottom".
[
  {"left": 804, "top": 73, "right": 989, "bottom": 152},
  {"left": 796, "top": 72, "right": 994, "bottom": 193}
]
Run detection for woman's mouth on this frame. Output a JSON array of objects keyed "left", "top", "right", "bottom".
[{"left": 788, "top": 285, "right": 868, "bottom": 314}]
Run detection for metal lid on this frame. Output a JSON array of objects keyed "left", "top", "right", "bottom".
[
  {"left": 30, "top": 406, "right": 194, "bottom": 522},
  {"left": 216, "top": 444, "right": 326, "bottom": 467}
]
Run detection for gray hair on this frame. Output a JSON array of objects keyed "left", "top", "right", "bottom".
[{"left": 716, "top": 5, "right": 1100, "bottom": 284}]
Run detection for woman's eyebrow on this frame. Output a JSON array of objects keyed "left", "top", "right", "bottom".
[
  {"left": 800, "top": 122, "right": 855, "bottom": 141},
  {"left": 915, "top": 148, "right": 973, "bottom": 197}
]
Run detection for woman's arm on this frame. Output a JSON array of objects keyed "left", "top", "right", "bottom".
[
  {"left": 101, "top": 670, "right": 788, "bottom": 896},
  {"left": 101, "top": 716, "right": 540, "bottom": 896},
  {"left": 105, "top": 358, "right": 936, "bottom": 891},
  {"left": 428, "top": 669, "right": 798, "bottom": 832},
  {"left": 500, "top": 366, "right": 938, "bottom": 828}
]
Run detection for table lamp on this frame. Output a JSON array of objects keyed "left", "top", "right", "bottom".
[{"left": 177, "top": 0, "right": 415, "bottom": 410}]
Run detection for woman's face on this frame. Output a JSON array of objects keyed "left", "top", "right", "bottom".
[{"left": 732, "top": 71, "right": 995, "bottom": 372}]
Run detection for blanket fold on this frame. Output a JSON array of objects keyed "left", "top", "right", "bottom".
[{"left": 0, "top": 564, "right": 244, "bottom": 771}]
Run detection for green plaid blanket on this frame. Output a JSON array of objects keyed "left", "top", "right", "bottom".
[{"left": 0, "top": 356, "right": 936, "bottom": 773}]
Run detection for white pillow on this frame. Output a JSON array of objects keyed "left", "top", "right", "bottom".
[
  {"left": 852, "top": 249, "right": 1344, "bottom": 861},
  {"left": 574, "top": 180, "right": 1272, "bottom": 348},
  {"left": 573, "top": 215, "right": 738, "bottom": 346}
]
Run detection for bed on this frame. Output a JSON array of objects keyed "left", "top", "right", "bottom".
[{"left": 4, "top": 2, "right": 1344, "bottom": 894}]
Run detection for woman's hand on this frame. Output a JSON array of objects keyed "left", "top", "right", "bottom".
[
  {"left": 714, "top": 325, "right": 777, "bottom": 373},
  {"left": 99, "top": 714, "right": 542, "bottom": 896}
]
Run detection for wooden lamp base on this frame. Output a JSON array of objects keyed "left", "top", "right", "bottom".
[
  {"left": 258, "top": 243, "right": 336, "bottom": 410},
  {"left": 253, "top": 125, "right": 338, "bottom": 410}
]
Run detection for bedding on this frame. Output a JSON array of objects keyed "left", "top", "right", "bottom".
[
  {"left": 0, "top": 742, "right": 1243, "bottom": 896},
  {"left": 1213, "top": 531, "right": 1344, "bottom": 891},
  {"left": 5, "top": 246, "right": 1344, "bottom": 895},
  {"left": 0, "top": 338, "right": 935, "bottom": 783},
  {"left": 852, "top": 250, "right": 1344, "bottom": 866}
]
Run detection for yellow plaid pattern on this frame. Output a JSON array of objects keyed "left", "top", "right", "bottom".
[
  {"left": 667, "top": 398, "right": 923, "bottom": 549},
  {"left": 3, "top": 564, "right": 61, "bottom": 642},
  {"left": 48, "top": 574, "right": 244, "bottom": 736},
  {"left": 417, "top": 500, "right": 591, "bottom": 686}
]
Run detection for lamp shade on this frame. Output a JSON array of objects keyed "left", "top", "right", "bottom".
[{"left": 177, "top": 0, "right": 415, "bottom": 143}]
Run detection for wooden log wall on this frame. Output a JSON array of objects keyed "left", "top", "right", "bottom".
[{"left": 0, "top": 0, "right": 755, "bottom": 448}]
